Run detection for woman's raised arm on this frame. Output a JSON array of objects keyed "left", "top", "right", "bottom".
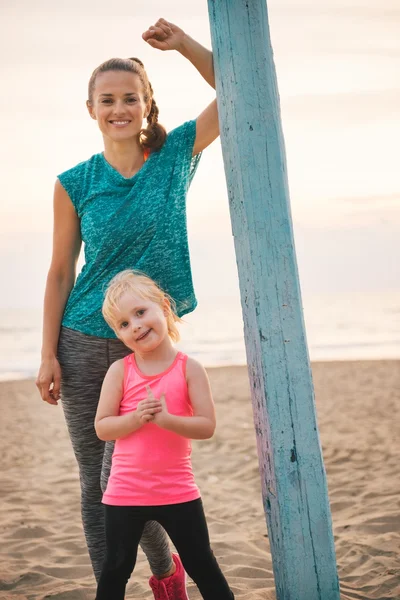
[{"left": 142, "top": 18, "right": 220, "bottom": 154}]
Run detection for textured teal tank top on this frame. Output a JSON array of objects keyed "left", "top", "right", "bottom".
[{"left": 58, "top": 120, "right": 201, "bottom": 338}]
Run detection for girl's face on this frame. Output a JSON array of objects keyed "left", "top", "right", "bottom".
[
  {"left": 112, "top": 290, "right": 170, "bottom": 354},
  {"left": 87, "top": 71, "right": 150, "bottom": 143}
]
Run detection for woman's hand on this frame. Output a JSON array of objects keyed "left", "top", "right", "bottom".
[
  {"left": 142, "top": 18, "right": 185, "bottom": 52},
  {"left": 36, "top": 356, "right": 62, "bottom": 406}
]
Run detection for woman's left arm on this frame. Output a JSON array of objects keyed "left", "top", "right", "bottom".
[{"left": 142, "top": 18, "right": 219, "bottom": 154}]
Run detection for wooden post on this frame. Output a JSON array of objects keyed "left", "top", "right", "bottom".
[{"left": 207, "top": 2, "right": 340, "bottom": 599}]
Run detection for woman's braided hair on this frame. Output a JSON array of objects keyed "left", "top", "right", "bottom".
[{"left": 87, "top": 57, "right": 167, "bottom": 152}]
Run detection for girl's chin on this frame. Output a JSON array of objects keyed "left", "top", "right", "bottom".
[{"left": 134, "top": 340, "right": 165, "bottom": 354}]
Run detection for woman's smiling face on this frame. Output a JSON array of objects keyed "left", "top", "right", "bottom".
[{"left": 87, "top": 71, "right": 150, "bottom": 142}]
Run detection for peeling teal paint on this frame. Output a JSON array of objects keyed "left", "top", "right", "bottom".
[{"left": 207, "top": 1, "right": 341, "bottom": 599}]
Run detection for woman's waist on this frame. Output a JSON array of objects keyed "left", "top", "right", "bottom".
[
  {"left": 61, "top": 310, "right": 116, "bottom": 339},
  {"left": 64, "top": 256, "right": 197, "bottom": 321}
]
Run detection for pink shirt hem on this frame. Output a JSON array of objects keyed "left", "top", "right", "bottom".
[{"left": 102, "top": 489, "right": 201, "bottom": 507}]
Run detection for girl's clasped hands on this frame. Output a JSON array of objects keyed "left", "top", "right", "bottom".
[{"left": 136, "top": 385, "right": 169, "bottom": 426}]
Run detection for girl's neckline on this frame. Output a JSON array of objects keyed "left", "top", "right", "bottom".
[
  {"left": 131, "top": 351, "right": 182, "bottom": 380},
  {"left": 99, "top": 148, "right": 153, "bottom": 183}
]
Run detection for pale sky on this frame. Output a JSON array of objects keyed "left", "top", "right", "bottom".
[{"left": 0, "top": 0, "right": 399, "bottom": 308}]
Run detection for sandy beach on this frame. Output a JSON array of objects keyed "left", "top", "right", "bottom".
[{"left": 1, "top": 360, "right": 399, "bottom": 600}]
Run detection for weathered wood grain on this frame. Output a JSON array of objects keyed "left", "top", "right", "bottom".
[{"left": 207, "top": 1, "right": 340, "bottom": 598}]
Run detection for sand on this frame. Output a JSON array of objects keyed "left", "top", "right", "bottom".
[{"left": 1, "top": 360, "right": 399, "bottom": 600}]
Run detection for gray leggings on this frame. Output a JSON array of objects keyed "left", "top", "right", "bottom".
[{"left": 58, "top": 326, "right": 172, "bottom": 582}]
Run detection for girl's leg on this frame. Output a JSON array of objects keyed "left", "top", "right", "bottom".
[
  {"left": 157, "top": 499, "right": 235, "bottom": 600},
  {"left": 102, "top": 440, "right": 173, "bottom": 575},
  {"left": 96, "top": 505, "right": 145, "bottom": 600}
]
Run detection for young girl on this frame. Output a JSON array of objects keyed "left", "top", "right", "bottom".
[
  {"left": 36, "top": 18, "right": 219, "bottom": 597},
  {"left": 94, "top": 270, "right": 234, "bottom": 600}
]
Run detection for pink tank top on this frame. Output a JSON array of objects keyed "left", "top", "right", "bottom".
[{"left": 102, "top": 351, "right": 201, "bottom": 506}]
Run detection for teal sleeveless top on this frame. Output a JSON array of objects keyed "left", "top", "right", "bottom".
[{"left": 58, "top": 119, "right": 201, "bottom": 338}]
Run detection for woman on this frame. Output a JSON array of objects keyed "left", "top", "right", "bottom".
[{"left": 36, "top": 18, "right": 219, "bottom": 599}]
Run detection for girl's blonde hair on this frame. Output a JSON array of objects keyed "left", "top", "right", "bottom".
[{"left": 102, "top": 270, "right": 182, "bottom": 342}]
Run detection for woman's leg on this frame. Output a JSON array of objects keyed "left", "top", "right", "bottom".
[
  {"left": 58, "top": 327, "right": 172, "bottom": 581},
  {"left": 96, "top": 505, "right": 145, "bottom": 600},
  {"left": 157, "top": 499, "right": 235, "bottom": 600},
  {"left": 58, "top": 327, "right": 111, "bottom": 581}
]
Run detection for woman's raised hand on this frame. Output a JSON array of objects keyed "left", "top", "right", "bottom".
[
  {"left": 36, "top": 356, "right": 61, "bottom": 406},
  {"left": 142, "top": 18, "right": 185, "bottom": 52}
]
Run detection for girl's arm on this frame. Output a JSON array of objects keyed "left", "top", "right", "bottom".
[
  {"left": 95, "top": 361, "right": 162, "bottom": 441},
  {"left": 153, "top": 358, "right": 216, "bottom": 440},
  {"left": 36, "top": 181, "right": 82, "bottom": 405},
  {"left": 142, "top": 19, "right": 220, "bottom": 155}
]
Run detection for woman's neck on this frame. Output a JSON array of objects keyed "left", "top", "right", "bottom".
[{"left": 103, "top": 137, "right": 145, "bottom": 178}]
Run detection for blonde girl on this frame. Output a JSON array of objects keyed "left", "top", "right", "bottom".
[{"left": 95, "top": 270, "right": 234, "bottom": 600}]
